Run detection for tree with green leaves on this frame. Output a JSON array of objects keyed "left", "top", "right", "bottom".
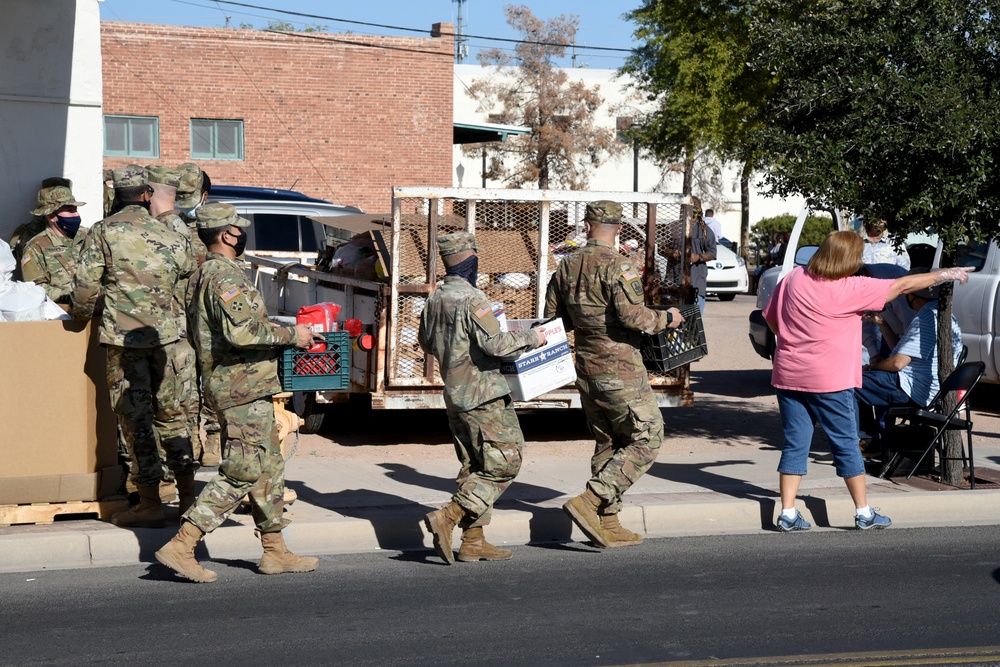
[
  {"left": 621, "top": 0, "right": 774, "bottom": 258},
  {"left": 751, "top": 0, "right": 1000, "bottom": 486},
  {"left": 463, "top": 5, "right": 621, "bottom": 189}
]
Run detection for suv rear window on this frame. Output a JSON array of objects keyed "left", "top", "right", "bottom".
[{"left": 247, "top": 213, "right": 321, "bottom": 253}]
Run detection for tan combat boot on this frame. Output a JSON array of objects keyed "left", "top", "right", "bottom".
[
  {"left": 457, "top": 526, "right": 512, "bottom": 562},
  {"left": 155, "top": 521, "right": 217, "bottom": 583},
  {"left": 423, "top": 501, "right": 465, "bottom": 565},
  {"left": 175, "top": 474, "right": 197, "bottom": 516},
  {"left": 562, "top": 487, "right": 612, "bottom": 548},
  {"left": 112, "top": 484, "right": 166, "bottom": 529},
  {"left": 600, "top": 513, "right": 643, "bottom": 548},
  {"left": 201, "top": 431, "right": 222, "bottom": 467},
  {"left": 258, "top": 532, "right": 319, "bottom": 575}
]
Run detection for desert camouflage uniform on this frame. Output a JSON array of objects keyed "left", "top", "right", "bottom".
[
  {"left": 183, "top": 250, "right": 297, "bottom": 535},
  {"left": 418, "top": 274, "right": 539, "bottom": 528},
  {"left": 20, "top": 226, "right": 86, "bottom": 304},
  {"left": 72, "top": 203, "right": 198, "bottom": 487},
  {"left": 544, "top": 235, "right": 670, "bottom": 515}
]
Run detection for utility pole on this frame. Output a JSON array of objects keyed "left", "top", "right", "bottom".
[{"left": 454, "top": 0, "right": 469, "bottom": 64}]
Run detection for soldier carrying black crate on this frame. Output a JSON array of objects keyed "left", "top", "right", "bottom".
[{"left": 544, "top": 200, "right": 684, "bottom": 548}]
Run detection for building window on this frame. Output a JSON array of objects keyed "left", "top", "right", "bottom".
[
  {"left": 104, "top": 115, "right": 159, "bottom": 158},
  {"left": 190, "top": 119, "right": 244, "bottom": 160}
]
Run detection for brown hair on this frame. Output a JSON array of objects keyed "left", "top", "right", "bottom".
[{"left": 807, "top": 231, "right": 863, "bottom": 280}]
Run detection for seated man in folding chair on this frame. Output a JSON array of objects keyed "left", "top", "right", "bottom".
[{"left": 855, "top": 280, "right": 963, "bottom": 452}]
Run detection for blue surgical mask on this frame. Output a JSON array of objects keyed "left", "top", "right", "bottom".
[
  {"left": 179, "top": 201, "right": 202, "bottom": 221},
  {"left": 56, "top": 214, "right": 82, "bottom": 238}
]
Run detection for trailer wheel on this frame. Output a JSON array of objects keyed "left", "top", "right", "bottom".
[{"left": 291, "top": 392, "right": 326, "bottom": 434}]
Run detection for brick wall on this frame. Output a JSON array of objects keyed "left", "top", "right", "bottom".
[{"left": 102, "top": 22, "right": 454, "bottom": 213}]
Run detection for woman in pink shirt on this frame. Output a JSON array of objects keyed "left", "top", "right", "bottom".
[{"left": 763, "top": 231, "right": 970, "bottom": 532}]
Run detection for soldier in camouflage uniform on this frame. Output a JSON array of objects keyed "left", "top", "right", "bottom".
[
  {"left": 146, "top": 165, "right": 220, "bottom": 469},
  {"left": 20, "top": 186, "right": 87, "bottom": 304},
  {"left": 544, "top": 201, "right": 684, "bottom": 548},
  {"left": 418, "top": 232, "right": 547, "bottom": 565},
  {"left": 71, "top": 165, "right": 198, "bottom": 529},
  {"left": 174, "top": 162, "right": 220, "bottom": 457},
  {"left": 9, "top": 177, "right": 72, "bottom": 281},
  {"left": 155, "top": 203, "right": 319, "bottom": 583}
]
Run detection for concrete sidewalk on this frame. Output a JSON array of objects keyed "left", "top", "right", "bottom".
[{"left": 3, "top": 442, "right": 1000, "bottom": 574}]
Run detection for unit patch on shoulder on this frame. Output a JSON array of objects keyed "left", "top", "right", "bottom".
[
  {"left": 617, "top": 262, "right": 644, "bottom": 304},
  {"left": 218, "top": 285, "right": 252, "bottom": 323},
  {"left": 471, "top": 299, "right": 501, "bottom": 336}
]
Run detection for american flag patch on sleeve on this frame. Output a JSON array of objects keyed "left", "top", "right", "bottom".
[
  {"left": 621, "top": 267, "right": 639, "bottom": 281},
  {"left": 474, "top": 302, "right": 492, "bottom": 319},
  {"left": 221, "top": 287, "right": 241, "bottom": 303}
]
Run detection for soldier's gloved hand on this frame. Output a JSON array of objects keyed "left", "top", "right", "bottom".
[
  {"left": 665, "top": 307, "right": 684, "bottom": 329},
  {"left": 533, "top": 328, "right": 548, "bottom": 347},
  {"left": 294, "top": 323, "right": 321, "bottom": 349}
]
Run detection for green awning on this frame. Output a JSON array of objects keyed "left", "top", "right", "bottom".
[{"left": 453, "top": 121, "right": 530, "bottom": 145}]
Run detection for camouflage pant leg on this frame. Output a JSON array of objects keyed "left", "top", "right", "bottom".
[
  {"left": 446, "top": 395, "right": 524, "bottom": 528},
  {"left": 173, "top": 339, "right": 203, "bottom": 457},
  {"left": 107, "top": 346, "right": 164, "bottom": 488},
  {"left": 183, "top": 398, "right": 290, "bottom": 535},
  {"left": 154, "top": 342, "right": 197, "bottom": 477},
  {"left": 577, "top": 372, "right": 663, "bottom": 514}
]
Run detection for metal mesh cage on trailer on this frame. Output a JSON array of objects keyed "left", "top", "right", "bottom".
[{"left": 388, "top": 188, "right": 694, "bottom": 394}]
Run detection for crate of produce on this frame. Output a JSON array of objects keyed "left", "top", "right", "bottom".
[
  {"left": 280, "top": 331, "right": 351, "bottom": 391},
  {"left": 639, "top": 304, "right": 708, "bottom": 372}
]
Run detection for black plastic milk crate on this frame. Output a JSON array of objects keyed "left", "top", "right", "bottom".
[
  {"left": 280, "top": 331, "right": 351, "bottom": 392},
  {"left": 639, "top": 304, "right": 708, "bottom": 372}
]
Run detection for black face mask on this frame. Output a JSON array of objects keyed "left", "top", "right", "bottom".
[
  {"left": 446, "top": 255, "right": 478, "bottom": 287},
  {"left": 223, "top": 228, "right": 248, "bottom": 256}
]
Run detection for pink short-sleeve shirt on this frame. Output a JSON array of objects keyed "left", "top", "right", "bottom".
[{"left": 763, "top": 267, "right": 893, "bottom": 393}]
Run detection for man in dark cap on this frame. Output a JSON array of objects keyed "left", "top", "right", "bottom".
[
  {"left": 418, "top": 231, "right": 547, "bottom": 565},
  {"left": 545, "top": 200, "right": 683, "bottom": 548}
]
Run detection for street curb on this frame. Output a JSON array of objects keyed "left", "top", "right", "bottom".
[{"left": 3, "top": 487, "right": 1000, "bottom": 574}]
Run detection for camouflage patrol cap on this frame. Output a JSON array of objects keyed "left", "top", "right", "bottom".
[
  {"left": 146, "top": 165, "right": 181, "bottom": 188},
  {"left": 103, "top": 169, "right": 113, "bottom": 183},
  {"left": 176, "top": 162, "right": 204, "bottom": 208},
  {"left": 584, "top": 200, "right": 622, "bottom": 225},
  {"left": 112, "top": 164, "right": 148, "bottom": 189},
  {"left": 437, "top": 232, "right": 480, "bottom": 258},
  {"left": 195, "top": 203, "right": 250, "bottom": 230},
  {"left": 31, "top": 186, "right": 86, "bottom": 216}
]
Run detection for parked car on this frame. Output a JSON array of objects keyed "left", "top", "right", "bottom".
[
  {"left": 209, "top": 185, "right": 363, "bottom": 263},
  {"left": 706, "top": 243, "right": 749, "bottom": 301}
]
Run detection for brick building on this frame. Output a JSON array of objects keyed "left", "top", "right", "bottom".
[{"left": 101, "top": 22, "right": 454, "bottom": 213}]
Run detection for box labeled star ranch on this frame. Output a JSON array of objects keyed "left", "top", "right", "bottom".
[{"left": 500, "top": 317, "right": 576, "bottom": 402}]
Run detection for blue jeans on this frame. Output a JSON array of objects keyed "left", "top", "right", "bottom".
[
  {"left": 854, "top": 370, "right": 914, "bottom": 442},
  {"left": 776, "top": 388, "right": 865, "bottom": 478},
  {"left": 697, "top": 293, "right": 706, "bottom": 314}
]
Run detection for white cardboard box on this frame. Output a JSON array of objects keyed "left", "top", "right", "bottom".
[{"left": 500, "top": 318, "right": 576, "bottom": 401}]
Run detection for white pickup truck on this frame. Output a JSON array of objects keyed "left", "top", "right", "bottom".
[{"left": 747, "top": 207, "right": 1000, "bottom": 383}]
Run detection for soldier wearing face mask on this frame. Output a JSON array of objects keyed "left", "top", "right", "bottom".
[{"left": 20, "top": 185, "right": 87, "bottom": 304}]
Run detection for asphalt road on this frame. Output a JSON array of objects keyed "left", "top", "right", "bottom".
[{"left": 5, "top": 526, "right": 1000, "bottom": 667}]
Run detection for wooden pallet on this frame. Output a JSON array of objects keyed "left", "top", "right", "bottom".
[{"left": 0, "top": 499, "right": 129, "bottom": 527}]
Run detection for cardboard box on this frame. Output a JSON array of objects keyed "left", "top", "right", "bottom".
[
  {"left": 500, "top": 318, "right": 577, "bottom": 401},
  {"left": 0, "top": 319, "right": 119, "bottom": 504}
]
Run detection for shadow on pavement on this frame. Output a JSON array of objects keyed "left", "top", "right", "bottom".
[{"left": 691, "top": 368, "right": 775, "bottom": 400}]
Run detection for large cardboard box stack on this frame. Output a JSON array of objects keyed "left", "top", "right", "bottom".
[
  {"left": 0, "top": 320, "right": 121, "bottom": 504},
  {"left": 500, "top": 318, "right": 577, "bottom": 401}
]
